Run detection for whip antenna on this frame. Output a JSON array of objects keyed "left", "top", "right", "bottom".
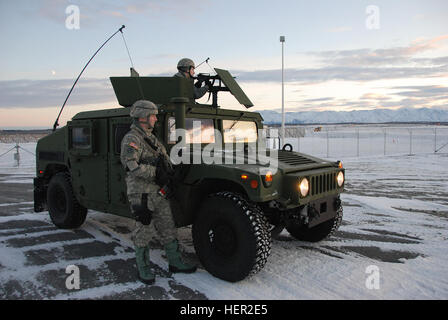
[
  {"left": 120, "top": 29, "right": 135, "bottom": 69},
  {"left": 206, "top": 59, "right": 216, "bottom": 74},
  {"left": 120, "top": 29, "right": 145, "bottom": 99},
  {"left": 52, "top": 25, "right": 126, "bottom": 132},
  {"left": 196, "top": 57, "right": 210, "bottom": 69}
]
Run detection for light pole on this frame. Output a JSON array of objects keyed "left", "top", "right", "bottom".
[{"left": 280, "top": 36, "right": 285, "bottom": 148}]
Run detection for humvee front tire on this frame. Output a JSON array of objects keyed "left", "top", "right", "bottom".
[
  {"left": 286, "top": 205, "right": 343, "bottom": 242},
  {"left": 47, "top": 173, "right": 87, "bottom": 229},
  {"left": 192, "top": 192, "right": 271, "bottom": 282}
]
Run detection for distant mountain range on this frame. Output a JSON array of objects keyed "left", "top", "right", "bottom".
[{"left": 259, "top": 107, "right": 448, "bottom": 124}]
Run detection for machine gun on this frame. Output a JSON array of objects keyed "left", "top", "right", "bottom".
[
  {"left": 194, "top": 73, "right": 229, "bottom": 107},
  {"left": 193, "top": 69, "right": 253, "bottom": 108}
]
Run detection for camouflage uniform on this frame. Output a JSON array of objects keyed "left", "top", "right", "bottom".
[
  {"left": 174, "top": 58, "right": 209, "bottom": 99},
  {"left": 122, "top": 100, "right": 197, "bottom": 284},
  {"left": 120, "top": 120, "right": 177, "bottom": 247}
]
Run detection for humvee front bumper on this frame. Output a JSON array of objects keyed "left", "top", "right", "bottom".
[{"left": 305, "top": 195, "right": 341, "bottom": 228}]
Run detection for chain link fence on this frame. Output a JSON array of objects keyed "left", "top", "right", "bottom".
[
  {"left": 266, "top": 124, "right": 448, "bottom": 159},
  {"left": 0, "top": 130, "right": 51, "bottom": 143}
]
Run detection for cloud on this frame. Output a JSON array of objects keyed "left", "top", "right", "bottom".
[
  {"left": 360, "top": 93, "right": 391, "bottom": 101},
  {"left": 311, "top": 35, "right": 448, "bottom": 67},
  {"left": 391, "top": 85, "right": 448, "bottom": 98},
  {"left": 233, "top": 36, "right": 448, "bottom": 84},
  {"left": 301, "top": 97, "right": 335, "bottom": 103},
  {"left": 0, "top": 78, "right": 116, "bottom": 108},
  {"left": 36, "top": 0, "right": 207, "bottom": 26},
  {"left": 234, "top": 63, "right": 448, "bottom": 83}
]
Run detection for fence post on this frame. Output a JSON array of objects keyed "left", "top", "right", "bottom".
[
  {"left": 409, "top": 129, "right": 413, "bottom": 155},
  {"left": 434, "top": 127, "right": 437, "bottom": 153},
  {"left": 357, "top": 128, "right": 360, "bottom": 157},
  {"left": 326, "top": 130, "right": 329, "bottom": 158},
  {"left": 384, "top": 129, "right": 386, "bottom": 156}
]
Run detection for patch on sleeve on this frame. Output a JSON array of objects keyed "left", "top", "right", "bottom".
[{"left": 129, "top": 142, "right": 139, "bottom": 150}]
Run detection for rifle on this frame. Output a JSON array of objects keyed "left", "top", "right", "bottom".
[
  {"left": 155, "top": 154, "right": 175, "bottom": 199},
  {"left": 143, "top": 136, "right": 175, "bottom": 198}
]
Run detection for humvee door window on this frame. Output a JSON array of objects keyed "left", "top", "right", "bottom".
[
  {"left": 71, "top": 127, "right": 91, "bottom": 149},
  {"left": 223, "top": 120, "right": 257, "bottom": 143},
  {"left": 114, "top": 124, "right": 131, "bottom": 154},
  {"left": 168, "top": 117, "right": 215, "bottom": 144}
]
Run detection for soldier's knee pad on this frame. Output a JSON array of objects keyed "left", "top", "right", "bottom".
[{"left": 131, "top": 194, "right": 153, "bottom": 225}]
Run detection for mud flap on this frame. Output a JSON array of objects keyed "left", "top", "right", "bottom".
[{"left": 34, "top": 177, "right": 46, "bottom": 212}]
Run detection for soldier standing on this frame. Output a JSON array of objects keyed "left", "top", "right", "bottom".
[
  {"left": 120, "top": 100, "right": 196, "bottom": 285},
  {"left": 174, "top": 58, "right": 209, "bottom": 99}
]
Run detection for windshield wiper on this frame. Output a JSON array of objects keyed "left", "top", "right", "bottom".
[{"left": 228, "top": 112, "right": 245, "bottom": 131}]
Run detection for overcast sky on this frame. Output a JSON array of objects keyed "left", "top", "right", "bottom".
[{"left": 1, "top": 0, "right": 447, "bottom": 128}]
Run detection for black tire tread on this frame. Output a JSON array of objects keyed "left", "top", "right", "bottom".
[
  {"left": 193, "top": 191, "right": 271, "bottom": 282},
  {"left": 47, "top": 172, "right": 87, "bottom": 229}
]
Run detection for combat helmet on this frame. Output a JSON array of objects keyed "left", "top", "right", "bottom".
[
  {"left": 177, "top": 58, "right": 195, "bottom": 73},
  {"left": 130, "top": 100, "right": 158, "bottom": 118}
]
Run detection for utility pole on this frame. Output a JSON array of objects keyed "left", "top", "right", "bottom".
[
  {"left": 280, "top": 36, "right": 285, "bottom": 148},
  {"left": 14, "top": 143, "right": 20, "bottom": 167}
]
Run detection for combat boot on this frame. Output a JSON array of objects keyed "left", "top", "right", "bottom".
[
  {"left": 135, "top": 246, "right": 155, "bottom": 285},
  {"left": 164, "top": 240, "right": 197, "bottom": 273}
]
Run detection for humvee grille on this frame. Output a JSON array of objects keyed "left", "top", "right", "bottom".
[
  {"left": 310, "top": 172, "right": 337, "bottom": 196},
  {"left": 278, "top": 151, "right": 316, "bottom": 166}
]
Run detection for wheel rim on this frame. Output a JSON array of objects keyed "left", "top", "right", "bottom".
[{"left": 208, "top": 222, "right": 237, "bottom": 258}]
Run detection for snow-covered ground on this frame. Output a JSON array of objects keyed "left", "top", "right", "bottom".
[{"left": 1, "top": 139, "right": 448, "bottom": 299}]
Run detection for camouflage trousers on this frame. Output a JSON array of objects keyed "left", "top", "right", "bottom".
[{"left": 128, "top": 192, "right": 177, "bottom": 248}]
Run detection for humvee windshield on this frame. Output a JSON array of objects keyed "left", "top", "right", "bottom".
[
  {"left": 223, "top": 120, "right": 257, "bottom": 143},
  {"left": 168, "top": 118, "right": 258, "bottom": 144},
  {"left": 168, "top": 117, "right": 216, "bottom": 144}
]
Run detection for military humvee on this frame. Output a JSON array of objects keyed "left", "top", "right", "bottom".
[{"left": 34, "top": 68, "right": 345, "bottom": 282}]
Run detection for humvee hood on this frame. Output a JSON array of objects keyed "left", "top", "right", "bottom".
[{"left": 188, "top": 149, "right": 336, "bottom": 175}]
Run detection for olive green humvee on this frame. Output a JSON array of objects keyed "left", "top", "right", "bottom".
[{"left": 34, "top": 68, "right": 345, "bottom": 282}]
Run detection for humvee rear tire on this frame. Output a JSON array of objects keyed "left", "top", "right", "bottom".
[
  {"left": 286, "top": 205, "right": 343, "bottom": 242},
  {"left": 192, "top": 192, "right": 271, "bottom": 282},
  {"left": 47, "top": 173, "right": 87, "bottom": 229}
]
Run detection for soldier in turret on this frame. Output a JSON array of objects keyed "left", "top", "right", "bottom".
[
  {"left": 120, "top": 100, "right": 196, "bottom": 285},
  {"left": 174, "top": 58, "right": 209, "bottom": 99}
]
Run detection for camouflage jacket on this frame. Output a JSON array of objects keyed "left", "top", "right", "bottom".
[
  {"left": 174, "top": 71, "right": 208, "bottom": 99},
  {"left": 120, "top": 123, "right": 170, "bottom": 194}
]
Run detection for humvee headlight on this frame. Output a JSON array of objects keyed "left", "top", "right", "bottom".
[
  {"left": 298, "top": 178, "right": 309, "bottom": 197},
  {"left": 262, "top": 171, "right": 273, "bottom": 187},
  {"left": 337, "top": 171, "right": 344, "bottom": 187}
]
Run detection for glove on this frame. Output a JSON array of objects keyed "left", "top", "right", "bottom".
[
  {"left": 131, "top": 194, "right": 153, "bottom": 225},
  {"left": 195, "top": 79, "right": 204, "bottom": 88}
]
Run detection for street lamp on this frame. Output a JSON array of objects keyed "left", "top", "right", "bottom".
[{"left": 280, "top": 36, "right": 285, "bottom": 148}]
